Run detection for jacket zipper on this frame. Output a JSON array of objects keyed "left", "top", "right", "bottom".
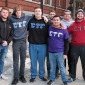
[{"left": 4, "top": 22, "right": 6, "bottom": 40}]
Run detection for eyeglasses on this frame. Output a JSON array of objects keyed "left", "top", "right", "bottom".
[{"left": 50, "top": 14, "right": 55, "bottom": 15}]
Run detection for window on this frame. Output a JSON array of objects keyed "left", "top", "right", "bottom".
[
  {"left": 25, "top": 0, "right": 40, "bottom": 3},
  {"left": 44, "top": 0, "right": 52, "bottom": 6},
  {"left": 25, "top": 0, "right": 35, "bottom": 1}
]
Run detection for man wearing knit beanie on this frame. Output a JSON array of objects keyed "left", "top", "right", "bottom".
[
  {"left": 76, "top": 9, "right": 85, "bottom": 20},
  {"left": 67, "top": 9, "right": 85, "bottom": 82},
  {"left": 76, "top": 9, "right": 84, "bottom": 14}
]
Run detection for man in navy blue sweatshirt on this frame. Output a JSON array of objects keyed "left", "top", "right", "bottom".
[{"left": 28, "top": 7, "right": 48, "bottom": 82}]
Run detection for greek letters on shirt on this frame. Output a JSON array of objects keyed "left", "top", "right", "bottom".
[
  {"left": 13, "top": 21, "right": 26, "bottom": 28},
  {"left": 49, "top": 31, "right": 63, "bottom": 37},
  {"left": 74, "top": 26, "right": 85, "bottom": 31},
  {"left": 31, "top": 23, "right": 45, "bottom": 29}
]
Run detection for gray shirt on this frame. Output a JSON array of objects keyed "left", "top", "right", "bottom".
[
  {"left": 9, "top": 14, "right": 31, "bottom": 40},
  {"left": 61, "top": 19, "right": 74, "bottom": 42}
]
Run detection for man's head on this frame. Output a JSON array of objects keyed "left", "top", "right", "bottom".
[
  {"left": 34, "top": 7, "right": 42, "bottom": 19},
  {"left": 64, "top": 10, "right": 71, "bottom": 21},
  {"left": 49, "top": 10, "right": 56, "bottom": 20},
  {"left": 76, "top": 9, "right": 85, "bottom": 21},
  {"left": 52, "top": 15, "right": 62, "bottom": 27},
  {"left": 0, "top": 7, "right": 9, "bottom": 19},
  {"left": 13, "top": 5, "right": 22, "bottom": 18}
]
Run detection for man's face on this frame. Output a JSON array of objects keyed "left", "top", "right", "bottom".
[
  {"left": 77, "top": 12, "right": 84, "bottom": 20},
  {"left": 1, "top": 9, "right": 9, "bottom": 19},
  {"left": 16, "top": 10, "right": 22, "bottom": 18},
  {"left": 34, "top": 8, "right": 42, "bottom": 18},
  {"left": 52, "top": 17, "right": 61, "bottom": 26},
  {"left": 64, "top": 12, "right": 71, "bottom": 20},
  {"left": 49, "top": 12, "right": 56, "bottom": 20}
]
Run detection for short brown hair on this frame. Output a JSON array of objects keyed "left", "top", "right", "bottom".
[
  {"left": 34, "top": 7, "right": 42, "bottom": 11},
  {"left": 1, "top": 7, "right": 9, "bottom": 12},
  {"left": 13, "top": 5, "right": 22, "bottom": 14},
  {"left": 49, "top": 9, "right": 56, "bottom": 14}
]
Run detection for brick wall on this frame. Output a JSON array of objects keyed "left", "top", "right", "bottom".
[{"left": 0, "top": 0, "right": 69, "bottom": 16}]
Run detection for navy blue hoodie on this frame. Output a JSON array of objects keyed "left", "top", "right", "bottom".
[{"left": 28, "top": 16, "right": 49, "bottom": 44}]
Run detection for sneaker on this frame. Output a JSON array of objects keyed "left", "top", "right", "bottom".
[
  {"left": 40, "top": 77, "right": 47, "bottom": 81},
  {"left": 0, "top": 74, "right": 8, "bottom": 80},
  {"left": 47, "top": 80, "right": 54, "bottom": 85},
  {"left": 67, "top": 78, "right": 76, "bottom": 83},
  {"left": 11, "top": 78, "right": 18, "bottom": 85},
  {"left": 29, "top": 78, "right": 35, "bottom": 82},
  {"left": 19, "top": 76, "right": 27, "bottom": 83},
  {"left": 63, "top": 82, "right": 68, "bottom": 85}
]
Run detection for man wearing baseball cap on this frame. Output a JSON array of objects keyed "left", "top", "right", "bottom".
[{"left": 67, "top": 9, "right": 85, "bottom": 82}]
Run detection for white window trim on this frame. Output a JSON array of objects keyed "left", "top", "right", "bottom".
[
  {"left": 43, "top": 0, "right": 52, "bottom": 6},
  {"left": 59, "top": 0, "right": 61, "bottom": 6},
  {"left": 25, "top": 0, "right": 40, "bottom": 4},
  {"left": 25, "top": 0, "right": 66, "bottom": 10},
  {"left": 25, "top": 0, "right": 52, "bottom": 6}
]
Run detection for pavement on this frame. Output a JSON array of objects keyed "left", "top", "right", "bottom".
[{"left": 0, "top": 44, "right": 85, "bottom": 85}]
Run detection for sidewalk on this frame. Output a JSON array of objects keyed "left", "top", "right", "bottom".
[{"left": 0, "top": 44, "right": 85, "bottom": 85}]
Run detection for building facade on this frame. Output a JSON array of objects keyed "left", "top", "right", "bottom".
[{"left": 0, "top": 0, "right": 69, "bottom": 15}]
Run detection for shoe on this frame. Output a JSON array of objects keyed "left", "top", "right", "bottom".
[
  {"left": 47, "top": 80, "right": 54, "bottom": 85},
  {"left": 40, "top": 77, "right": 47, "bottom": 81},
  {"left": 29, "top": 78, "right": 35, "bottom": 82},
  {"left": 19, "top": 76, "right": 27, "bottom": 83},
  {"left": 67, "top": 78, "right": 76, "bottom": 83},
  {"left": 0, "top": 74, "right": 8, "bottom": 80},
  {"left": 63, "top": 82, "right": 68, "bottom": 85},
  {"left": 68, "top": 73, "right": 71, "bottom": 77},
  {"left": 11, "top": 78, "right": 18, "bottom": 85}
]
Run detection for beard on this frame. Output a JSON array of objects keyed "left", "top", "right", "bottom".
[
  {"left": 77, "top": 17, "right": 84, "bottom": 21},
  {"left": 1, "top": 15, "right": 8, "bottom": 19}
]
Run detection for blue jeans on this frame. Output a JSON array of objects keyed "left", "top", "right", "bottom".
[
  {"left": 29, "top": 43, "right": 47, "bottom": 78},
  {"left": 49, "top": 52, "right": 67, "bottom": 82},
  {"left": 0, "top": 45, "right": 8, "bottom": 75}
]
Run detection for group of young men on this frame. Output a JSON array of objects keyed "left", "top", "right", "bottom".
[{"left": 0, "top": 5, "right": 85, "bottom": 85}]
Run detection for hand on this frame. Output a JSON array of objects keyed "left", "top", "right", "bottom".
[
  {"left": 63, "top": 55, "right": 67, "bottom": 59},
  {"left": 61, "top": 25, "right": 67, "bottom": 29},
  {"left": 2, "top": 41, "right": 8, "bottom": 46},
  {"left": 42, "top": 15, "right": 48, "bottom": 23}
]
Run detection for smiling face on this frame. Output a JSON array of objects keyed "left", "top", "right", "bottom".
[
  {"left": 52, "top": 17, "right": 61, "bottom": 27},
  {"left": 34, "top": 8, "right": 42, "bottom": 18},
  {"left": 64, "top": 11, "right": 71, "bottom": 20},
  {"left": 77, "top": 12, "right": 84, "bottom": 20},
  {"left": 13, "top": 5, "right": 22, "bottom": 18},
  {"left": 1, "top": 9, "right": 9, "bottom": 19},
  {"left": 49, "top": 12, "right": 56, "bottom": 20},
  {"left": 15, "top": 10, "right": 22, "bottom": 18}
]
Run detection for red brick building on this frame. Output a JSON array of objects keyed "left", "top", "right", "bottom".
[{"left": 0, "top": 0, "right": 69, "bottom": 16}]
